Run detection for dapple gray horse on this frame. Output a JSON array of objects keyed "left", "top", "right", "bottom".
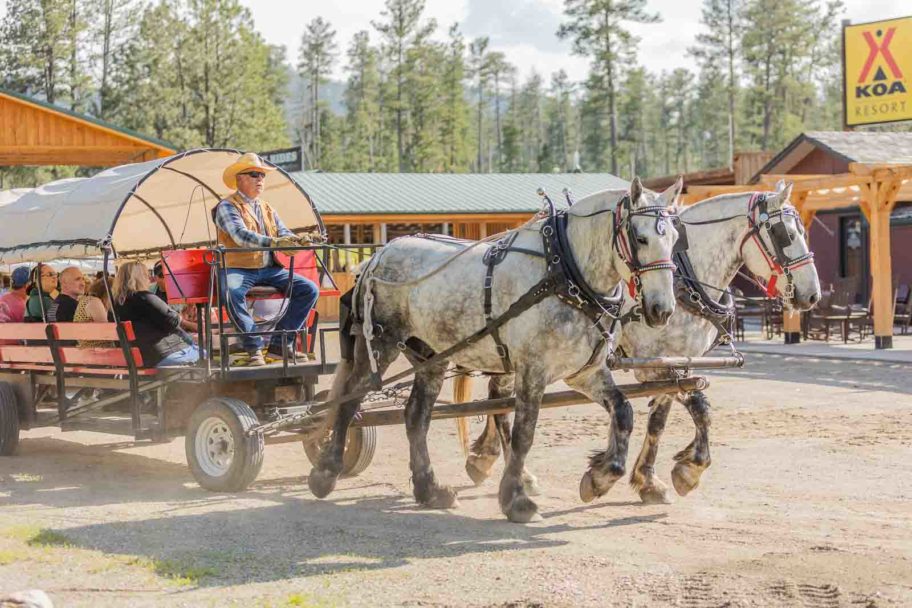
[
  {"left": 308, "top": 178, "right": 682, "bottom": 522},
  {"left": 465, "top": 180, "right": 821, "bottom": 504}
]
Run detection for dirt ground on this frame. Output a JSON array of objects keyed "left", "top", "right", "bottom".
[{"left": 1, "top": 352, "right": 910, "bottom": 607}]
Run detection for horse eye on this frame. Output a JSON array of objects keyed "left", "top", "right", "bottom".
[{"left": 636, "top": 235, "right": 648, "bottom": 245}]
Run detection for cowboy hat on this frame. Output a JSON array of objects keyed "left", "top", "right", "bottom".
[{"left": 222, "top": 152, "right": 277, "bottom": 190}]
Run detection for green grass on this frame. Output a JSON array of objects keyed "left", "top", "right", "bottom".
[
  {"left": 0, "top": 549, "right": 27, "bottom": 565},
  {"left": 125, "top": 556, "right": 218, "bottom": 587},
  {"left": 3, "top": 525, "right": 74, "bottom": 548}
]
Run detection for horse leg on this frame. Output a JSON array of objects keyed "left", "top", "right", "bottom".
[
  {"left": 569, "top": 368, "right": 634, "bottom": 503},
  {"left": 629, "top": 394, "right": 673, "bottom": 504},
  {"left": 465, "top": 375, "right": 513, "bottom": 485},
  {"left": 498, "top": 369, "right": 546, "bottom": 523},
  {"left": 671, "top": 390, "right": 712, "bottom": 496},
  {"left": 406, "top": 361, "right": 459, "bottom": 509},
  {"left": 491, "top": 413, "right": 542, "bottom": 496},
  {"left": 308, "top": 335, "right": 398, "bottom": 499}
]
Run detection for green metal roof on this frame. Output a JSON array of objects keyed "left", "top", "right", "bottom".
[
  {"left": 289, "top": 172, "right": 630, "bottom": 215},
  {"left": 0, "top": 87, "right": 177, "bottom": 152}
]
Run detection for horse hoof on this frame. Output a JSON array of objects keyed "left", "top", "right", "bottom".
[
  {"left": 639, "top": 483, "right": 672, "bottom": 505},
  {"left": 579, "top": 470, "right": 598, "bottom": 503},
  {"left": 671, "top": 462, "right": 701, "bottom": 497},
  {"left": 465, "top": 457, "right": 493, "bottom": 486},
  {"left": 424, "top": 485, "right": 460, "bottom": 509},
  {"left": 307, "top": 468, "right": 338, "bottom": 499},
  {"left": 506, "top": 496, "right": 541, "bottom": 523},
  {"left": 523, "top": 475, "right": 542, "bottom": 497}
]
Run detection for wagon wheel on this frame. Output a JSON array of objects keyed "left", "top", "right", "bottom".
[
  {"left": 185, "top": 397, "right": 264, "bottom": 492},
  {"left": 0, "top": 382, "right": 21, "bottom": 456},
  {"left": 303, "top": 391, "right": 377, "bottom": 478}
]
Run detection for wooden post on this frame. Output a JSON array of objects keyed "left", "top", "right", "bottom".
[
  {"left": 784, "top": 190, "right": 810, "bottom": 344},
  {"left": 867, "top": 174, "right": 901, "bottom": 349}
]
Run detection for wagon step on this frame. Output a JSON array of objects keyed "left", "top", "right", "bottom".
[{"left": 610, "top": 355, "right": 744, "bottom": 370}]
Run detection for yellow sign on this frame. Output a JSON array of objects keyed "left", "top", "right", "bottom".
[{"left": 844, "top": 16, "right": 912, "bottom": 126}]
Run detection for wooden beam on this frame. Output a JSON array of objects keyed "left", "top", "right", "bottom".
[
  {"left": 867, "top": 180, "right": 893, "bottom": 348},
  {"left": 0, "top": 145, "right": 164, "bottom": 165},
  {"left": 759, "top": 173, "right": 870, "bottom": 193}
]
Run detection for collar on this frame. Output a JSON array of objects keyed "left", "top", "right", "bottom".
[{"left": 235, "top": 190, "right": 259, "bottom": 206}]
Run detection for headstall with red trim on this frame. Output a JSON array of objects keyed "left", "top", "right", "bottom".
[
  {"left": 739, "top": 193, "right": 814, "bottom": 299},
  {"left": 612, "top": 197, "right": 678, "bottom": 298}
]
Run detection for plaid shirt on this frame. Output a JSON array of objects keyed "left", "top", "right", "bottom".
[{"left": 213, "top": 192, "right": 294, "bottom": 266}]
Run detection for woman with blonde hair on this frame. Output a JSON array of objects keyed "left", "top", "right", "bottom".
[{"left": 112, "top": 261, "right": 199, "bottom": 367}]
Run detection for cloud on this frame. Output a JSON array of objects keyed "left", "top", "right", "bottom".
[{"left": 461, "top": 0, "right": 569, "bottom": 53}]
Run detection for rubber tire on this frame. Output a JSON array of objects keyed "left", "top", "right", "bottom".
[
  {"left": 185, "top": 397, "right": 264, "bottom": 492},
  {"left": 0, "top": 382, "right": 21, "bottom": 456},
  {"left": 303, "top": 425, "right": 377, "bottom": 478}
]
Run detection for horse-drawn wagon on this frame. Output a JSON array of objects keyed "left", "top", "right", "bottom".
[{"left": 0, "top": 149, "right": 815, "bottom": 522}]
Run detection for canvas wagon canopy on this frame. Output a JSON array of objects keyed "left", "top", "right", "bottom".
[{"left": 0, "top": 149, "right": 323, "bottom": 264}]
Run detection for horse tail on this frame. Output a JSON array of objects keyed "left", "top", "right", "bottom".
[{"left": 453, "top": 375, "right": 473, "bottom": 457}]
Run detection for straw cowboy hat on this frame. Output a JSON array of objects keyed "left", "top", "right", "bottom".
[{"left": 222, "top": 152, "right": 277, "bottom": 190}]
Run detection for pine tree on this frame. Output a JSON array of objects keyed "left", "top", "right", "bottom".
[
  {"left": 468, "top": 36, "right": 490, "bottom": 172},
  {"left": 439, "top": 24, "right": 471, "bottom": 172},
  {"left": 558, "top": 0, "right": 660, "bottom": 175},
  {"left": 90, "top": 0, "right": 136, "bottom": 119},
  {"left": 372, "top": 0, "right": 436, "bottom": 172},
  {"left": 0, "top": 0, "right": 85, "bottom": 107},
  {"left": 298, "top": 16, "right": 337, "bottom": 169},
  {"left": 690, "top": 0, "right": 742, "bottom": 165},
  {"left": 343, "top": 30, "right": 381, "bottom": 170}
]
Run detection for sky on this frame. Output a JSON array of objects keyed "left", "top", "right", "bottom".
[
  {"left": 237, "top": 0, "right": 910, "bottom": 82},
  {"left": 0, "top": 0, "right": 907, "bottom": 82}
]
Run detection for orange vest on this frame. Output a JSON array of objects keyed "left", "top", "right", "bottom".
[{"left": 216, "top": 193, "right": 280, "bottom": 269}]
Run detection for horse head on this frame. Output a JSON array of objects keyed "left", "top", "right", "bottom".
[
  {"left": 741, "top": 180, "right": 821, "bottom": 311},
  {"left": 615, "top": 176, "right": 682, "bottom": 327}
]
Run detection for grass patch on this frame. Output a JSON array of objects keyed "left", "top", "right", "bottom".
[
  {"left": 0, "top": 549, "right": 27, "bottom": 565},
  {"left": 125, "top": 556, "right": 218, "bottom": 587},
  {"left": 283, "top": 594, "right": 334, "bottom": 608},
  {"left": 3, "top": 525, "right": 73, "bottom": 548},
  {"left": 27, "top": 529, "right": 73, "bottom": 548}
]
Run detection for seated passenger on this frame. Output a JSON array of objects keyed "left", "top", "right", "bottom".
[
  {"left": 0, "top": 267, "right": 31, "bottom": 324},
  {"left": 111, "top": 261, "right": 200, "bottom": 368},
  {"left": 213, "top": 153, "right": 319, "bottom": 366},
  {"left": 25, "top": 264, "right": 58, "bottom": 322},
  {"left": 48, "top": 266, "right": 85, "bottom": 322},
  {"left": 149, "top": 261, "right": 198, "bottom": 333},
  {"left": 74, "top": 279, "right": 115, "bottom": 348}
]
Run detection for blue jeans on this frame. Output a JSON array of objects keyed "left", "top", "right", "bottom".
[
  {"left": 157, "top": 344, "right": 201, "bottom": 367},
  {"left": 221, "top": 265, "right": 319, "bottom": 353}
]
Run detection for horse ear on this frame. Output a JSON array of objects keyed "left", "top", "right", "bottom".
[
  {"left": 629, "top": 176, "right": 644, "bottom": 207},
  {"left": 662, "top": 175, "right": 684, "bottom": 208},
  {"left": 770, "top": 179, "right": 793, "bottom": 208}
]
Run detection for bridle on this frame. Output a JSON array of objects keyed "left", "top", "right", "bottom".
[
  {"left": 738, "top": 193, "right": 814, "bottom": 300},
  {"left": 611, "top": 196, "right": 678, "bottom": 298}
]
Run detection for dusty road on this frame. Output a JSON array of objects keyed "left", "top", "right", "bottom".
[{"left": 1, "top": 353, "right": 910, "bottom": 607}]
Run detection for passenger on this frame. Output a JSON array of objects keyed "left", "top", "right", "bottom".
[
  {"left": 24, "top": 263, "right": 58, "bottom": 322},
  {"left": 48, "top": 266, "right": 85, "bottom": 322},
  {"left": 73, "top": 279, "right": 114, "bottom": 348},
  {"left": 0, "top": 267, "right": 30, "bottom": 324},
  {"left": 149, "top": 261, "right": 199, "bottom": 333},
  {"left": 111, "top": 261, "right": 200, "bottom": 368},
  {"left": 213, "top": 153, "right": 319, "bottom": 366},
  {"left": 0, "top": 274, "right": 10, "bottom": 296}
]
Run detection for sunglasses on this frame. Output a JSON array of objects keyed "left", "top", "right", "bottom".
[
  {"left": 40, "top": 272, "right": 58, "bottom": 279},
  {"left": 240, "top": 171, "right": 266, "bottom": 180}
]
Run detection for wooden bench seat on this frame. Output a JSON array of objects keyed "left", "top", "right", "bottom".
[{"left": 0, "top": 322, "right": 156, "bottom": 376}]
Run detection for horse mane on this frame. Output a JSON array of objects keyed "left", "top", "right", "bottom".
[{"left": 571, "top": 188, "right": 628, "bottom": 215}]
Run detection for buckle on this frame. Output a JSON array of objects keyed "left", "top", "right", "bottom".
[
  {"left": 484, "top": 275, "right": 494, "bottom": 289},
  {"left": 495, "top": 344, "right": 508, "bottom": 359}
]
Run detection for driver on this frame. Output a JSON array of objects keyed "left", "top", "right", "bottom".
[{"left": 214, "top": 153, "right": 319, "bottom": 367}]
